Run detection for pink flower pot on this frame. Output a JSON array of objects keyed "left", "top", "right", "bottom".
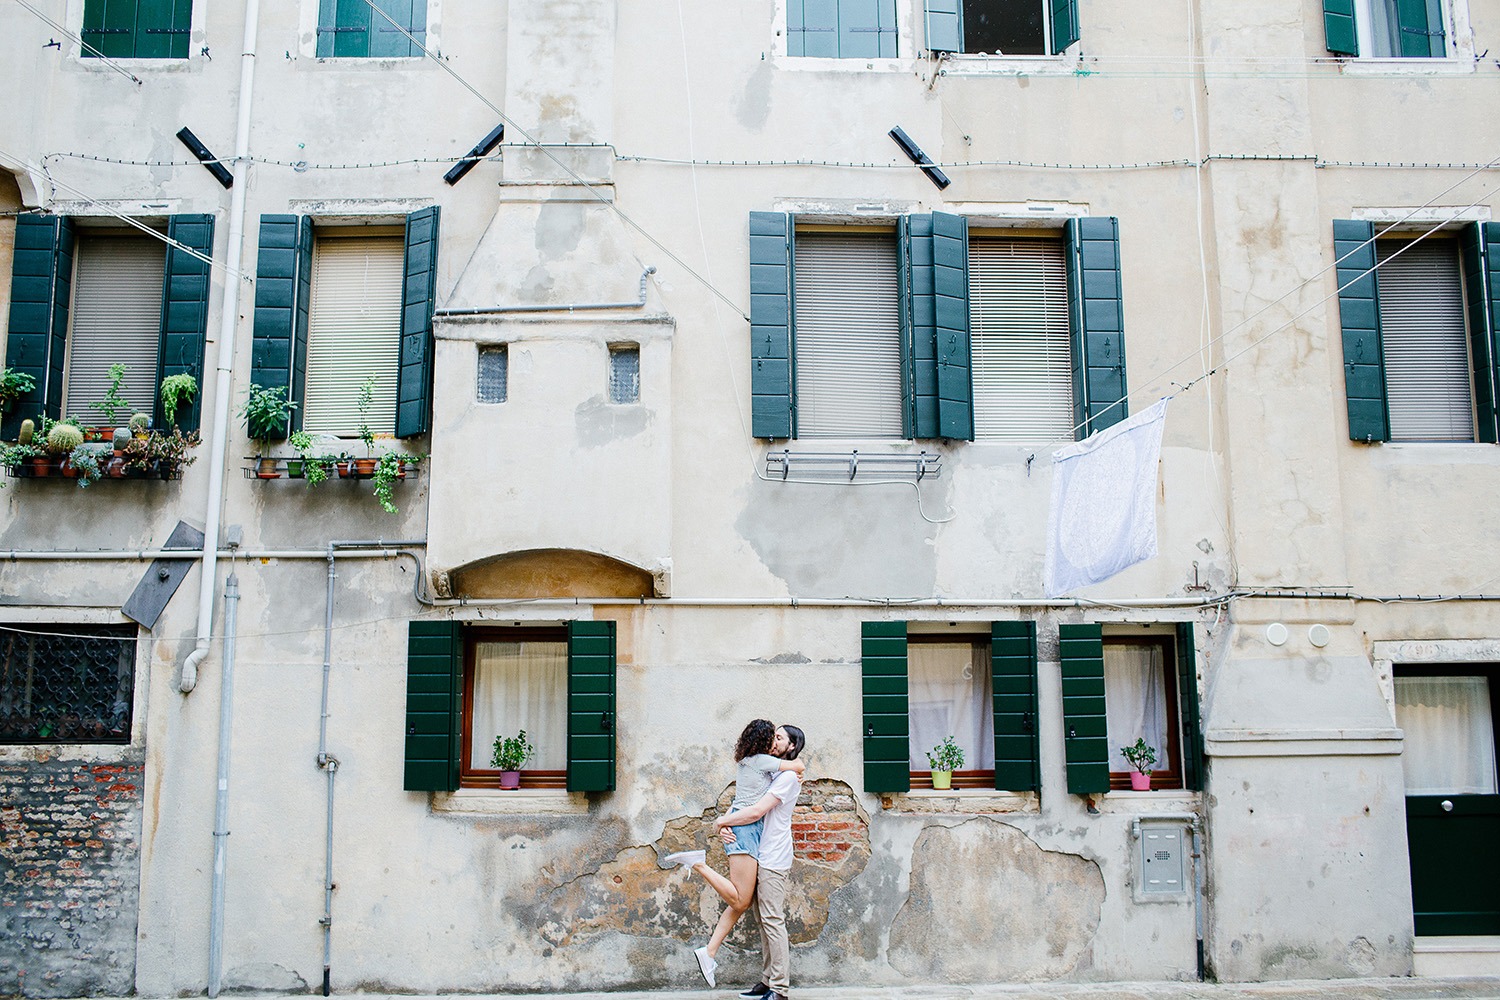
[
  {"left": 1129, "top": 771, "right": 1151, "bottom": 791},
  {"left": 499, "top": 771, "right": 521, "bottom": 789}
]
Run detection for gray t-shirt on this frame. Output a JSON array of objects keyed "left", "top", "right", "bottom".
[{"left": 733, "top": 753, "right": 782, "bottom": 809}]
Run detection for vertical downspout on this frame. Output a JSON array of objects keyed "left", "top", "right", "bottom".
[
  {"left": 180, "top": 0, "right": 261, "bottom": 694},
  {"left": 207, "top": 564, "right": 240, "bottom": 997},
  {"left": 317, "top": 545, "right": 339, "bottom": 997}
]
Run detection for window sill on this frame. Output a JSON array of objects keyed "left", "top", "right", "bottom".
[
  {"left": 1337, "top": 56, "right": 1475, "bottom": 76},
  {"left": 1369, "top": 441, "right": 1500, "bottom": 467},
  {"left": 1091, "top": 789, "right": 1200, "bottom": 814},
  {"left": 879, "top": 789, "right": 1039, "bottom": 814},
  {"left": 774, "top": 55, "right": 909, "bottom": 74},
  {"left": 934, "top": 51, "right": 1081, "bottom": 77},
  {"left": 431, "top": 788, "right": 591, "bottom": 815}
]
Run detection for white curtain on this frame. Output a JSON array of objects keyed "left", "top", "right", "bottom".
[
  {"left": 1104, "top": 643, "right": 1169, "bottom": 772},
  {"left": 908, "top": 642, "right": 994, "bottom": 769},
  {"left": 469, "top": 640, "right": 566, "bottom": 770},
  {"left": 1395, "top": 676, "right": 1498, "bottom": 795}
]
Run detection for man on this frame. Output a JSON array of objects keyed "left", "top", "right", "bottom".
[{"left": 714, "top": 725, "right": 805, "bottom": 1000}]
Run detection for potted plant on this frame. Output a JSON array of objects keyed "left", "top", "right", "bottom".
[
  {"left": 87, "top": 363, "right": 132, "bottom": 431},
  {"left": 372, "top": 452, "right": 404, "bottom": 514},
  {"left": 491, "top": 729, "right": 535, "bottom": 789},
  {"left": 46, "top": 421, "right": 84, "bottom": 476},
  {"left": 1122, "top": 737, "right": 1157, "bottom": 790},
  {"left": 926, "top": 735, "right": 965, "bottom": 790},
  {"left": 159, "top": 373, "right": 198, "bottom": 429},
  {"left": 129, "top": 412, "right": 151, "bottom": 438},
  {"left": 240, "top": 383, "right": 297, "bottom": 479},
  {"left": 0, "top": 368, "right": 36, "bottom": 413},
  {"left": 353, "top": 375, "right": 379, "bottom": 475}
]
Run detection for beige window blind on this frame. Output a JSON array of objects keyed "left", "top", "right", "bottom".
[
  {"left": 969, "top": 235, "right": 1073, "bottom": 441},
  {"left": 65, "top": 233, "right": 166, "bottom": 425},
  {"left": 793, "top": 231, "right": 903, "bottom": 438},
  {"left": 303, "top": 234, "right": 404, "bottom": 436},
  {"left": 1377, "top": 238, "right": 1474, "bottom": 443}
]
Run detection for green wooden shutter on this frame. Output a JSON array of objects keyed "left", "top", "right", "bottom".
[
  {"left": 82, "top": 0, "right": 135, "bottom": 58},
  {"left": 404, "top": 620, "right": 462, "bottom": 792},
  {"left": 991, "top": 621, "right": 1039, "bottom": 792},
  {"left": 135, "top": 0, "right": 191, "bottom": 58},
  {"left": 923, "top": 0, "right": 961, "bottom": 52},
  {"left": 1175, "top": 623, "right": 1205, "bottom": 792},
  {"left": 1333, "top": 219, "right": 1389, "bottom": 442},
  {"left": 1322, "top": 0, "right": 1359, "bottom": 55},
  {"left": 750, "top": 212, "right": 794, "bottom": 438},
  {"left": 250, "top": 215, "right": 305, "bottom": 440},
  {"left": 1395, "top": 0, "right": 1444, "bottom": 57},
  {"left": 862, "top": 621, "right": 910, "bottom": 793},
  {"left": 1050, "top": 0, "right": 1080, "bottom": 53},
  {"left": 933, "top": 212, "right": 972, "bottom": 440},
  {"left": 1059, "top": 623, "right": 1108, "bottom": 794},
  {"left": 370, "top": 0, "right": 424, "bottom": 58},
  {"left": 3, "top": 216, "right": 73, "bottom": 438},
  {"left": 318, "top": 0, "right": 372, "bottom": 57},
  {"left": 1459, "top": 223, "right": 1497, "bottom": 443},
  {"left": 1486, "top": 223, "right": 1500, "bottom": 443},
  {"left": 902, "top": 215, "right": 940, "bottom": 438},
  {"left": 567, "top": 620, "right": 616, "bottom": 792},
  {"left": 396, "top": 207, "right": 439, "bottom": 437},
  {"left": 1065, "top": 217, "right": 1127, "bottom": 439},
  {"left": 154, "top": 214, "right": 214, "bottom": 432}
]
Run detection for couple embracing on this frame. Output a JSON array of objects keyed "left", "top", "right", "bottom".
[{"left": 665, "top": 720, "right": 807, "bottom": 1000}]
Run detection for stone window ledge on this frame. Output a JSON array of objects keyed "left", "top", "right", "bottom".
[
  {"left": 431, "top": 787, "right": 591, "bottom": 815},
  {"left": 879, "top": 789, "right": 1039, "bottom": 814}
]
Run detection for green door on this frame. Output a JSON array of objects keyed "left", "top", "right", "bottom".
[{"left": 1395, "top": 671, "right": 1500, "bottom": 935}]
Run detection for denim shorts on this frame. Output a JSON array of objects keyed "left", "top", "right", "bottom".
[{"left": 724, "top": 817, "right": 763, "bottom": 858}]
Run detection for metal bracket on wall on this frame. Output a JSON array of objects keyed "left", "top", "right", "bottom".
[{"left": 765, "top": 449, "right": 941, "bottom": 482}]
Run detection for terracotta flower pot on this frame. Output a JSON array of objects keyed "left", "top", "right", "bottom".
[
  {"left": 256, "top": 456, "right": 281, "bottom": 479},
  {"left": 352, "top": 458, "right": 377, "bottom": 476},
  {"left": 30, "top": 456, "right": 52, "bottom": 477}
]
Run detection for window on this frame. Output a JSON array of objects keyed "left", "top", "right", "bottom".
[
  {"left": 749, "top": 212, "right": 1126, "bottom": 442},
  {"left": 1059, "top": 624, "right": 1203, "bottom": 794},
  {"left": 0, "top": 624, "right": 137, "bottom": 744},
  {"left": 477, "top": 346, "right": 508, "bottom": 403},
  {"left": 861, "top": 621, "right": 1039, "bottom": 794},
  {"left": 608, "top": 345, "right": 640, "bottom": 404},
  {"left": 316, "top": 0, "right": 426, "bottom": 57},
  {"left": 924, "top": 0, "right": 1079, "bottom": 56},
  {"left": 1333, "top": 220, "right": 1500, "bottom": 444},
  {"left": 81, "top": 0, "right": 192, "bottom": 59},
  {"left": 3, "top": 215, "right": 214, "bottom": 439},
  {"left": 462, "top": 628, "right": 567, "bottom": 789},
  {"left": 404, "top": 620, "right": 616, "bottom": 793},
  {"left": 787, "top": 0, "right": 899, "bottom": 58},
  {"left": 251, "top": 208, "right": 439, "bottom": 441},
  {"left": 1323, "top": 0, "right": 1452, "bottom": 57}
]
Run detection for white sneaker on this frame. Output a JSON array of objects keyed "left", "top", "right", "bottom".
[
  {"left": 694, "top": 945, "right": 718, "bottom": 987},
  {"left": 663, "top": 849, "right": 706, "bottom": 868}
]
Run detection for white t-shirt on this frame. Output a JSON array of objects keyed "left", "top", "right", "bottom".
[{"left": 755, "top": 770, "right": 801, "bottom": 871}]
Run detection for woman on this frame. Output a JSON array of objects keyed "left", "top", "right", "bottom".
[{"left": 664, "top": 721, "right": 804, "bottom": 987}]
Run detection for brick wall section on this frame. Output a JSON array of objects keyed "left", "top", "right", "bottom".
[
  {"left": 0, "top": 752, "right": 145, "bottom": 998},
  {"left": 790, "top": 785, "right": 866, "bottom": 867}
]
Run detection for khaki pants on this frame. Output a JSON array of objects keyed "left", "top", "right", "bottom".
[{"left": 754, "top": 866, "right": 790, "bottom": 994}]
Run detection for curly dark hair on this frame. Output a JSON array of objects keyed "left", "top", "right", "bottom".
[{"left": 733, "top": 719, "right": 775, "bottom": 762}]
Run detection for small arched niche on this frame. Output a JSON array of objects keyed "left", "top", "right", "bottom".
[{"left": 448, "top": 548, "right": 655, "bottom": 599}]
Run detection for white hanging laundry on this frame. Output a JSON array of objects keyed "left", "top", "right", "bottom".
[{"left": 1043, "top": 398, "right": 1169, "bottom": 598}]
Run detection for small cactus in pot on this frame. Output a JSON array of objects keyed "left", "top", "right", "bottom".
[{"left": 46, "top": 422, "right": 84, "bottom": 455}]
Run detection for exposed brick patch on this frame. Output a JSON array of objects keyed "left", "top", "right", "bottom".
[
  {"left": 790, "top": 788, "right": 866, "bottom": 867},
  {"left": 0, "top": 752, "right": 144, "bottom": 997}
]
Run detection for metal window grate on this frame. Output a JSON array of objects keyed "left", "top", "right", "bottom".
[
  {"left": 0, "top": 624, "right": 137, "bottom": 744},
  {"left": 609, "top": 346, "right": 640, "bottom": 404},
  {"left": 478, "top": 346, "right": 508, "bottom": 403}
]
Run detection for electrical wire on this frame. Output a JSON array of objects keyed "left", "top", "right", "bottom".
[{"left": 10, "top": 0, "right": 142, "bottom": 84}]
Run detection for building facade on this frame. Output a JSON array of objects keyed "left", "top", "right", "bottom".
[{"left": 1, "top": 0, "right": 1498, "bottom": 995}]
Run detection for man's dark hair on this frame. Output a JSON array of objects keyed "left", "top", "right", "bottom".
[{"left": 780, "top": 725, "right": 805, "bottom": 761}]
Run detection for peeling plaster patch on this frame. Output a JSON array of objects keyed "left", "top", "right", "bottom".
[
  {"left": 575, "top": 396, "right": 652, "bottom": 448},
  {"left": 536, "top": 199, "right": 588, "bottom": 259},
  {"left": 222, "top": 962, "right": 308, "bottom": 993},
  {"left": 888, "top": 818, "right": 1103, "bottom": 981},
  {"left": 751, "top": 652, "right": 811, "bottom": 664},
  {"left": 735, "top": 62, "right": 772, "bottom": 131}
]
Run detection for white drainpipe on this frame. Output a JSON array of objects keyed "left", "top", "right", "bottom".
[{"left": 181, "top": 0, "right": 261, "bottom": 694}]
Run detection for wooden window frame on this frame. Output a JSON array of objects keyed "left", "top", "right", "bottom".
[
  {"left": 907, "top": 634, "right": 995, "bottom": 789},
  {"left": 460, "top": 626, "right": 567, "bottom": 790},
  {"left": 1105, "top": 635, "right": 1184, "bottom": 791}
]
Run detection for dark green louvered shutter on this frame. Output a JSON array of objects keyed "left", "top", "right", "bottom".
[
  {"left": 1459, "top": 223, "right": 1498, "bottom": 444},
  {"left": 250, "top": 215, "right": 305, "bottom": 440},
  {"left": 3, "top": 216, "right": 73, "bottom": 438},
  {"left": 318, "top": 0, "right": 368, "bottom": 57},
  {"left": 750, "top": 212, "right": 794, "bottom": 438},
  {"left": 370, "top": 0, "right": 425, "bottom": 57},
  {"left": 1175, "top": 623, "right": 1205, "bottom": 792},
  {"left": 902, "top": 215, "right": 940, "bottom": 438},
  {"left": 923, "top": 0, "right": 961, "bottom": 52},
  {"left": 1333, "top": 220, "right": 1388, "bottom": 442},
  {"left": 1322, "top": 0, "right": 1359, "bottom": 55},
  {"left": 1395, "top": 0, "right": 1444, "bottom": 57},
  {"left": 862, "top": 621, "right": 910, "bottom": 793},
  {"left": 933, "top": 212, "right": 972, "bottom": 440},
  {"left": 567, "top": 620, "right": 616, "bottom": 792},
  {"left": 1065, "top": 218, "right": 1127, "bottom": 439},
  {"left": 291, "top": 215, "right": 313, "bottom": 433},
  {"left": 82, "top": 0, "right": 190, "bottom": 58},
  {"left": 1059, "top": 623, "right": 1108, "bottom": 794},
  {"left": 404, "top": 620, "right": 462, "bottom": 791},
  {"left": 991, "top": 621, "right": 1040, "bottom": 792},
  {"left": 1050, "top": 0, "right": 1080, "bottom": 53},
  {"left": 154, "top": 214, "right": 214, "bottom": 432},
  {"left": 396, "top": 207, "right": 439, "bottom": 437}
]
